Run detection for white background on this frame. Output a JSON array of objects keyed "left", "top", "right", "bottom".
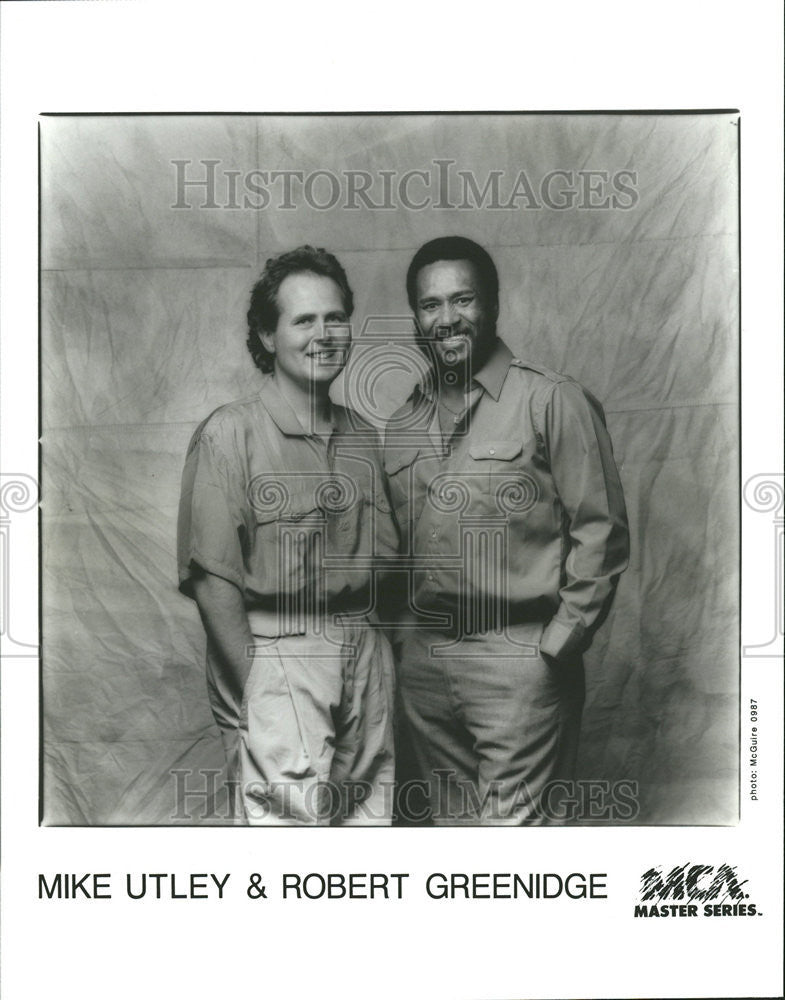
[{"left": 1, "top": 2, "right": 782, "bottom": 998}]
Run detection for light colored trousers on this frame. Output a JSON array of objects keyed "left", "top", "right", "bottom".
[{"left": 208, "top": 617, "right": 395, "bottom": 825}]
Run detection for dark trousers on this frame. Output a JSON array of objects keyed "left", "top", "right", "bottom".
[{"left": 396, "top": 622, "right": 584, "bottom": 825}]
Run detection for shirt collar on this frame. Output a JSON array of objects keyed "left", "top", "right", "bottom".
[
  {"left": 415, "top": 338, "right": 514, "bottom": 405},
  {"left": 258, "top": 374, "right": 339, "bottom": 437},
  {"left": 472, "top": 338, "right": 514, "bottom": 401}
]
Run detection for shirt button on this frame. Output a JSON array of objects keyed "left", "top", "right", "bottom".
[
  {"left": 489, "top": 448, "right": 495, "bottom": 455},
  {"left": 431, "top": 530, "right": 437, "bottom": 537},
  {"left": 427, "top": 574, "right": 434, "bottom": 582}
]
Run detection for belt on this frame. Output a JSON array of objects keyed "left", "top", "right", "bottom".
[{"left": 247, "top": 606, "right": 371, "bottom": 638}]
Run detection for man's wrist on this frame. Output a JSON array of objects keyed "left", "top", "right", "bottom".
[{"left": 540, "top": 617, "right": 584, "bottom": 661}]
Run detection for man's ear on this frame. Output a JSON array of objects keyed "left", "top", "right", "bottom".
[{"left": 260, "top": 329, "right": 275, "bottom": 355}]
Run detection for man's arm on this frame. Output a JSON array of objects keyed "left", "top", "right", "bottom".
[
  {"left": 192, "top": 571, "right": 255, "bottom": 711},
  {"left": 538, "top": 379, "right": 630, "bottom": 662},
  {"left": 178, "top": 417, "right": 255, "bottom": 709}
]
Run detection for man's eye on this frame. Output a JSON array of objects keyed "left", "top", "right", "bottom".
[
  {"left": 420, "top": 302, "right": 438, "bottom": 312},
  {"left": 456, "top": 296, "right": 474, "bottom": 306}
]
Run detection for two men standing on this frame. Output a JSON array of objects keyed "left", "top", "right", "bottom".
[{"left": 177, "top": 237, "right": 629, "bottom": 825}]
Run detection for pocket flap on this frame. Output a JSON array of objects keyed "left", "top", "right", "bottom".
[
  {"left": 253, "top": 486, "right": 321, "bottom": 525},
  {"left": 468, "top": 440, "right": 523, "bottom": 461}
]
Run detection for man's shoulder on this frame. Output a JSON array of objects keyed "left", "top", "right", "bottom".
[
  {"left": 494, "top": 356, "right": 573, "bottom": 414},
  {"left": 509, "top": 366, "right": 610, "bottom": 440},
  {"left": 506, "top": 356, "right": 575, "bottom": 386},
  {"left": 187, "top": 394, "right": 264, "bottom": 453},
  {"left": 500, "top": 354, "right": 606, "bottom": 422}
]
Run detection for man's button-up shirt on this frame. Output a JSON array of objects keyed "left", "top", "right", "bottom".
[
  {"left": 178, "top": 375, "right": 397, "bottom": 620},
  {"left": 383, "top": 338, "right": 629, "bottom": 660}
]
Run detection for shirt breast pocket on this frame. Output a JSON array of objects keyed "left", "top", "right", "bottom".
[
  {"left": 252, "top": 486, "right": 325, "bottom": 591},
  {"left": 467, "top": 439, "right": 538, "bottom": 516}
]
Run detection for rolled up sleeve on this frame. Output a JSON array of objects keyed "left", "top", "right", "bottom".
[
  {"left": 177, "top": 422, "right": 246, "bottom": 598},
  {"left": 538, "top": 380, "right": 629, "bottom": 660}
]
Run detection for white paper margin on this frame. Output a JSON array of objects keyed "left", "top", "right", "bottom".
[{"left": 1, "top": 3, "right": 782, "bottom": 998}]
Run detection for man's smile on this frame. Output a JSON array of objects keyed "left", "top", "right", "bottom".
[
  {"left": 306, "top": 340, "right": 349, "bottom": 363},
  {"left": 434, "top": 324, "right": 467, "bottom": 341}
]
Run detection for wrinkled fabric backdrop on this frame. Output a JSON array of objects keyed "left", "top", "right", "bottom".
[{"left": 41, "top": 114, "right": 739, "bottom": 825}]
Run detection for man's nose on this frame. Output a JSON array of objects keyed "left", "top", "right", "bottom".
[{"left": 437, "top": 302, "right": 458, "bottom": 328}]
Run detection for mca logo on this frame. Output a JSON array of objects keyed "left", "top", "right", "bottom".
[{"left": 634, "top": 863, "right": 759, "bottom": 919}]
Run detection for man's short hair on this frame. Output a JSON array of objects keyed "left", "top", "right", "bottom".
[
  {"left": 405, "top": 236, "right": 500, "bottom": 312},
  {"left": 246, "top": 245, "right": 355, "bottom": 373}
]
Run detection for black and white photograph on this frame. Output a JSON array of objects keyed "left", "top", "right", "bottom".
[
  {"left": 1, "top": 3, "right": 782, "bottom": 999},
  {"left": 40, "top": 112, "right": 739, "bottom": 828}
]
